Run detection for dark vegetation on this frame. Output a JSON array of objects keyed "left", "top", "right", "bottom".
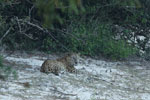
[
  {"left": 0, "top": 56, "right": 17, "bottom": 80},
  {"left": 0, "top": 0, "right": 150, "bottom": 59}
]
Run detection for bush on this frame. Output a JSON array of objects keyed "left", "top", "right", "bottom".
[
  {"left": 0, "top": 56, "right": 17, "bottom": 80},
  {"left": 60, "top": 17, "right": 137, "bottom": 59},
  {"left": 101, "top": 40, "right": 137, "bottom": 59},
  {"left": 42, "top": 37, "right": 57, "bottom": 53}
]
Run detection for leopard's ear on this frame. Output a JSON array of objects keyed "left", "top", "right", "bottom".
[
  {"left": 65, "top": 52, "right": 72, "bottom": 56},
  {"left": 65, "top": 52, "right": 74, "bottom": 56},
  {"left": 77, "top": 52, "right": 81, "bottom": 56}
]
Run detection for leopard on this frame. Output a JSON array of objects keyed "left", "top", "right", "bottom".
[{"left": 40, "top": 53, "right": 80, "bottom": 75}]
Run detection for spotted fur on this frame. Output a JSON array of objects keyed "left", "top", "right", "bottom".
[{"left": 40, "top": 53, "right": 79, "bottom": 75}]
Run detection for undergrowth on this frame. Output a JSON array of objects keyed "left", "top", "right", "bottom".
[
  {"left": 57, "top": 17, "right": 137, "bottom": 59},
  {"left": 0, "top": 56, "right": 17, "bottom": 80},
  {"left": 0, "top": 15, "right": 137, "bottom": 60}
]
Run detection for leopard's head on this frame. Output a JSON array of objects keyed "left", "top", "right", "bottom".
[{"left": 66, "top": 52, "right": 80, "bottom": 66}]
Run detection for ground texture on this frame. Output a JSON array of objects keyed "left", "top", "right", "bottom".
[{"left": 0, "top": 52, "right": 150, "bottom": 100}]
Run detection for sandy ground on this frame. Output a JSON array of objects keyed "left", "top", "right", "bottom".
[{"left": 0, "top": 51, "right": 150, "bottom": 100}]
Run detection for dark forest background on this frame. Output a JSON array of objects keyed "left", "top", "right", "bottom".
[{"left": 0, "top": 0, "right": 150, "bottom": 59}]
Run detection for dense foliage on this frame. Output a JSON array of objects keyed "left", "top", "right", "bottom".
[{"left": 0, "top": 0, "right": 150, "bottom": 59}]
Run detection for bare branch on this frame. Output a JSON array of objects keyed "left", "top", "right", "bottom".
[
  {"left": 22, "top": 32, "right": 38, "bottom": 40},
  {"left": 18, "top": 19, "right": 70, "bottom": 51},
  {"left": 21, "top": 20, "right": 45, "bottom": 32},
  {"left": 0, "top": 27, "right": 12, "bottom": 44},
  {"left": 16, "top": 17, "right": 37, "bottom": 40},
  {"left": 29, "top": 5, "right": 35, "bottom": 20},
  {"left": 16, "top": 17, "right": 22, "bottom": 33}
]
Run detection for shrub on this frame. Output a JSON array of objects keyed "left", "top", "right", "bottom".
[
  {"left": 60, "top": 17, "right": 137, "bottom": 59},
  {"left": 42, "top": 37, "right": 57, "bottom": 53},
  {"left": 101, "top": 40, "right": 137, "bottom": 59},
  {"left": 0, "top": 56, "right": 17, "bottom": 80}
]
